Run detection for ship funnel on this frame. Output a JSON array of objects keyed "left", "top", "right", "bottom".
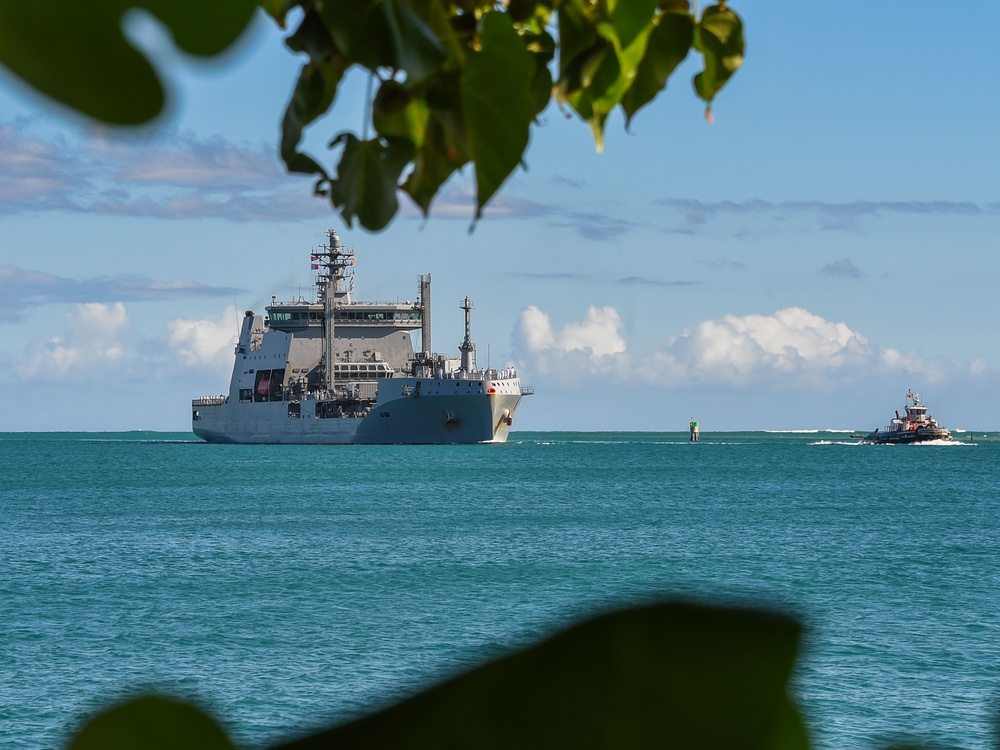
[{"left": 419, "top": 274, "right": 431, "bottom": 355}]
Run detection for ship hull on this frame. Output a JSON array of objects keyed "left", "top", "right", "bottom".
[
  {"left": 864, "top": 427, "right": 953, "bottom": 445},
  {"left": 193, "top": 379, "right": 523, "bottom": 445}
]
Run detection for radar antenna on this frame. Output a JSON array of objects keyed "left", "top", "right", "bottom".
[{"left": 311, "top": 229, "right": 355, "bottom": 391}]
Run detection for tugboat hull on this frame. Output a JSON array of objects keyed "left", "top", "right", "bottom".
[{"left": 864, "top": 427, "right": 952, "bottom": 445}]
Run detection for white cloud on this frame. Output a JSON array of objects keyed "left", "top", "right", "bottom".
[
  {"left": 23, "top": 302, "right": 132, "bottom": 381},
  {"left": 655, "top": 307, "right": 880, "bottom": 385},
  {"left": 17, "top": 302, "right": 239, "bottom": 388},
  {"left": 515, "top": 305, "right": 945, "bottom": 390},
  {"left": 517, "top": 304, "right": 628, "bottom": 378},
  {"left": 167, "top": 306, "right": 239, "bottom": 370}
]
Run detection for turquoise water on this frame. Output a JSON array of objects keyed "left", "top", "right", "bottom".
[{"left": 1, "top": 431, "right": 997, "bottom": 749}]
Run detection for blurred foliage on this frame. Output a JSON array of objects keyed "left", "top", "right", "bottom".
[
  {"left": 0, "top": 1, "right": 743, "bottom": 231},
  {"left": 0, "top": 0, "right": 258, "bottom": 124},
  {"left": 68, "top": 694, "right": 235, "bottom": 750},
  {"left": 68, "top": 601, "right": 808, "bottom": 750},
  {"left": 271, "top": 0, "right": 744, "bottom": 230},
  {"left": 63, "top": 599, "right": 1000, "bottom": 749}
]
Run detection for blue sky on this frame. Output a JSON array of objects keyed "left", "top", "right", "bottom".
[{"left": 1, "top": 2, "right": 998, "bottom": 432}]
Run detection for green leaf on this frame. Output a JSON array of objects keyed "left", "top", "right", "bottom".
[
  {"left": 402, "top": 74, "right": 468, "bottom": 216},
  {"left": 258, "top": 0, "right": 289, "bottom": 27},
  {"left": 605, "top": 0, "right": 658, "bottom": 78},
  {"left": 68, "top": 695, "right": 234, "bottom": 750},
  {"left": 268, "top": 601, "right": 808, "bottom": 749},
  {"left": 461, "top": 11, "right": 535, "bottom": 219},
  {"left": 329, "top": 135, "right": 415, "bottom": 231},
  {"left": 556, "top": 0, "right": 599, "bottom": 87},
  {"left": 508, "top": 0, "right": 543, "bottom": 24},
  {"left": 557, "top": 0, "right": 659, "bottom": 151},
  {"left": 279, "top": 11, "right": 347, "bottom": 177},
  {"left": 693, "top": 4, "right": 745, "bottom": 113},
  {"left": 528, "top": 46, "right": 556, "bottom": 118},
  {"left": 408, "top": 0, "right": 465, "bottom": 67},
  {"left": 284, "top": 7, "right": 335, "bottom": 61},
  {"left": 320, "top": 0, "right": 446, "bottom": 85},
  {"left": 402, "top": 137, "right": 460, "bottom": 216},
  {"left": 515, "top": 11, "right": 556, "bottom": 116},
  {"left": 373, "top": 80, "right": 429, "bottom": 147},
  {"left": 566, "top": 43, "right": 625, "bottom": 151},
  {"left": 621, "top": 11, "right": 694, "bottom": 127},
  {"left": 0, "top": 0, "right": 257, "bottom": 125}
]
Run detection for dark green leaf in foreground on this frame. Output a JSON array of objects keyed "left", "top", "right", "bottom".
[
  {"left": 320, "top": 0, "right": 446, "bottom": 85},
  {"left": 621, "top": 11, "right": 695, "bottom": 128},
  {"left": 329, "top": 134, "right": 416, "bottom": 231},
  {"left": 606, "top": 0, "right": 659, "bottom": 80},
  {"left": 271, "top": 600, "right": 809, "bottom": 749},
  {"left": 0, "top": 0, "right": 257, "bottom": 125},
  {"left": 373, "top": 80, "right": 430, "bottom": 147},
  {"left": 461, "top": 11, "right": 535, "bottom": 221},
  {"left": 558, "top": 0, "right": 659, "bottom": 151},
  {"left": 0, "top": 1, "right": 746, "bottom": 228},
  {"left": 280, "top": 10, "right": 347, "bottom": 178},
  {"left": 68, "top": 694, "right": 234, "bottom": 750},
  {"left": 402, "top": 73, "right": 469, "bottom": 216},
  {"left": 693, "top": 4, "right": 745, "bottom": 117}
]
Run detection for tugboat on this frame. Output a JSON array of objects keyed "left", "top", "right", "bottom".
[{"left": 864, "top": 390, "right": 953, "bottom": 444}]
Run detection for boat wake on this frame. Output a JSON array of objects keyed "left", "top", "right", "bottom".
[
  {"left": 914, "top": 438, "right": 971, "bottom": 447},
  {"left": 765, "top": 429, "right": 857, "bottom": 434}
]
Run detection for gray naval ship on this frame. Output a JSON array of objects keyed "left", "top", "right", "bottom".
[{"left": 192, "top": 230, "right": 532, "bottom": 444}]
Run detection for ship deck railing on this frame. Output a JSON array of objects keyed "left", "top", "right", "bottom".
[
  {"left": 192, "top": 395, "right": 228, "bottom": 406},
  {"left": 877, "top": 423, "right": 914, "bottom": 433},
  {"left": 412, "top": 367, "right": 523, "bottom": 381}
]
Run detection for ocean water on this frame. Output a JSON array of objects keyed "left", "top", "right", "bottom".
[{"left": 1, "top": 431, "right": 997, "bottom": 749}]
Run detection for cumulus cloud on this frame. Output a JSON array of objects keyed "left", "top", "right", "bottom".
[
  {"left": 166, "top": 306, "right": 240, "bottom": 370},
  {"left": 515, "top": 305, "right": 943, "bottom": 389},
  {"left": 654, "top": 308, "right": 883, "bottom": 385},
  {"left": 521, "top": 305, "right": 626, "bottom": 356},
  {"left": 517, "top": 305, "right": 628, "bottom": 377},
  {"left": 23, "top": 302, "right": 133, "bottom": 381},
  {"left": 16, "top": 302, "right": 239, "bottom": 385}
]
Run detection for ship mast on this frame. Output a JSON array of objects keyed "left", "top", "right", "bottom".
[
  {"left": 459, "top": 296, "right": 476, "bottom": 372},
  {"left": 313, "top": 229, "right": 354, "bottom": 392}
]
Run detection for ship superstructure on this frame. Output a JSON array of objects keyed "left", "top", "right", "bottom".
[{"left": 192, "top": 230, "right": 532, "bottom": 444}]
